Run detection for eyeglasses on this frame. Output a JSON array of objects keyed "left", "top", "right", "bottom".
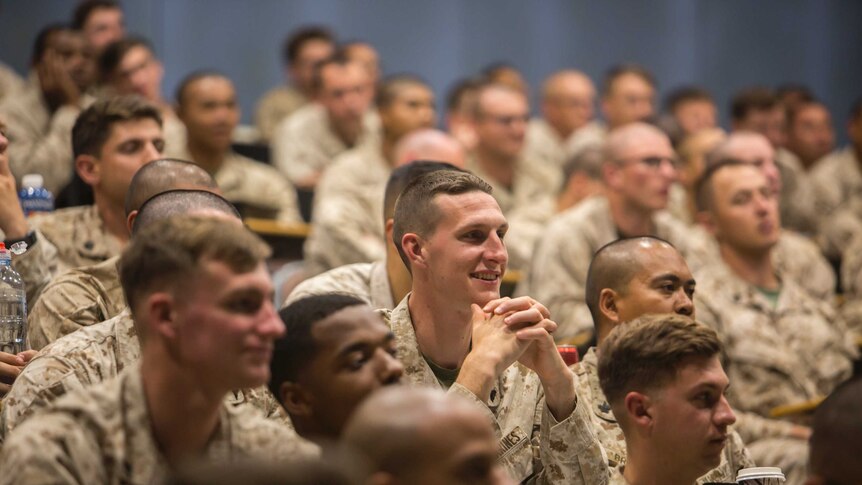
[
  {"left": 614, "top": 156, "right": 680, "bottom": 170},
  {"left": 479, "top": 114, "right": 530, "bottom": 127}
]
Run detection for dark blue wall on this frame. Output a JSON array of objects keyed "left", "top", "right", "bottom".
[{"left": 2, "top": 0, "right": 860, "bottom": 141}]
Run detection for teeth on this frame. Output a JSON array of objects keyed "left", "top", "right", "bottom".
[{"left": 472, "top": 273, "right": 497, "bottom": 281}]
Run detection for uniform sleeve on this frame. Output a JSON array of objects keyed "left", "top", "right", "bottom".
[
  {"left": 4, "top": 104, "right": 79, "bottom": 194},
  {"left": 11, "top": 228, "right": 60, "bottom": 312},
  {"left": 535, "top": 392, "right": 609, "bottom": 485},
  {"left": 525, "top": 226, "right": 596, "bottom": 342},
  {"left": 27, "top": 274, "right": 109, "bottom": 352},
  {"left": 0, "top": 414, "right": 105, "bottom": 485},
  {"left": 0, "top": 355, "right": 84, "bottom": 439}
]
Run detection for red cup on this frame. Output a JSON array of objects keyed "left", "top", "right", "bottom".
[{"left": 557, "top": 345, "right": 579, "bottom": 366}]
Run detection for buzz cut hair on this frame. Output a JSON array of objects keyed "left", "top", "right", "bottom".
[
  {"left": 602, "top": 63, "right": 656, "bottom": 97},
  {"left": 392, "top": 170, "right": 492, "bottom": 270},
  {"left": 72, "top": 95, "right": 163, "bottom": 158}
]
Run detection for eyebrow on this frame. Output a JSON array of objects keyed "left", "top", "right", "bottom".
[
  {"left": 337, "top": 331, "right": 395, "bottom": 357},
  {"left": 650, "top": 273, "right": 695, "bottom": 285}
]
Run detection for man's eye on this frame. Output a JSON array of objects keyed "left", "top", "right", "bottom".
[
  {"left": 346, "top": 352, "right": 369, "bottom": 371},
  {"left": 685, "top": 286, "right": 696, "bottom": 298},
  {"left": 227, "top": 298, "right": 262, "bottom": 314},
  {"left": 153, "top": 139, "right": 166, "bottom": 153},
  {"left": 119, "top": 141, "right": 142, "bottom": 153}
]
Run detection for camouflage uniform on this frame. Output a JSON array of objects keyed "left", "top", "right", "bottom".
[
  {"left": 2, "top": 310, "right": 295, "bottom": 444},
  {"left": 810, "top": 146, "right": 862, "bottom": 217},
  {"left": 608, "top": 467, "right": 630, "bottom": 485},
  {"left": 0, "top": 365, "right": 312, "bottom": 484},
  {"left": 0, "top": 75, "right": 93, "bottom": 193},
  {"left": 285, "top": 260, "right": 394, "bottom": 310},
  {"left": 666, "top": 183, "right": 694, "bottom": 226},
  {"left": 13, "top": 205, "right": 123, "bottom": 307},
  {"left": 776, "top": 148, "right": 819, "bottom": 235},
  {"left": 695, "top": 261, "right": 858, "bottom": 485},
  {"left": 166, "top": 146, "right": 301, "bottom": 223},
  {"left": 523, "top": 118, "right": 606, "bottom": 192},
  {"left": 467, "top": 154, "right": 559, "bottom": 271},
  {"left": 839, "top": 233, "right": 862, "bottom": 338},
  {"left": 271, "top": 103, "right": 380, "bottom": 186},
  {"left": 304, "top": 144, "right": 389, "bottom": 275},
  {"left": 27, "top": 255, "right": 124, "bottom": 350},
  {"left": 382, "top": 297, "right": 607, "bottom": 485},
  {"left": 685, "top": 226, "right": 836, "bottom": 302},
  {"left": 254, "top": 85, "right": 307, "bottom": 142},
  {"left": 0, "top": 62, "right": 24, "bottom": 102},
  {"left": 572, "top": 347, "right": 755, "bottom": 484},
  {"left": 522, "top": 196, "right": 694, "bottom": 341}
]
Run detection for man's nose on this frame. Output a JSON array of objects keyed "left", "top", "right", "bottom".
[
  {"left": 715, "top": 395, "right": 737, "bottom": 427},
  {"left": 377, "top": 349, "right": 404, "bottom": 385},
  {"left": 674, "top": 290, "right": 694, "bottom": 317}
]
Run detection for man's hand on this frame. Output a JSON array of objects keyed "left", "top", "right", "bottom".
[
  {"left": 38, "top": 51, "right": 81, "bottom": 112},
  {"left": 0, "top": 350, "right": 36, "bottom": 396},
  {"left": 485, "top": 296, "right": 577, "bottom": 421},
  {"left": 455, "top": 304, "right": 531, "bottom": 401},
  {"left": 0, "top": 141, "right": 29, "bottom": 239}
]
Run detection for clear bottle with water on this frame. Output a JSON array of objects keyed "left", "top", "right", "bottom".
[
  {"left": 0, "top": 243, "right": 27, "bottom": 354},
  {"left": 18, "top": 173, "right": 54, "bottom": 216}
]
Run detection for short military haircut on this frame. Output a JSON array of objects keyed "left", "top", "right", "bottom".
[
  {"left": 131, "top": 189, "right": 239, "bottom": 235},
  {"left": 269, "top": 294, "right": 367, "bottom": 394},
  {"left": 31, "top": 23, "right": 70, "bottom": 66},
  {"left": 585, "top": 236, "right": 676, "bottom": 327},
  {"left": 445, "top": 76, "right": 483, "bottom": 114},
  {"left": 71, "top": 95, "right": 163, "bottom": 158},
  {"left": 597, "top": 313, "right": 722, "bottom": 408},
  {"left": 730, "top": 87, "right": 779, "bottom": 122},
  {"left": 809, "top": 377, "right": 862, "bottom": 485},
  {"left": 562, "top": 145, "right": 604, "bottom": 189},
  {"left": 786, "top": 100, "right": 828, "bottom": 127},
  {"left": 392, "top": 170, "right": 492, "bottom": 269},
  {"left": 310, "top": 52, "right": 353, "bottom": 94},
  {"left": 175, "top": 70, "right": 227, "bottom": 106},
  {"left": 664, "top": 85, "right": 714, "bottom": 114},
  {"left": 281, "top": 25, "right": 334, "bottom": 66},
  {"left": 119, "top": 215, "right": 270, "bottom": 315},
  {"left": 72, "top": 0, "right": 120, "bottom": 30},
  {"left": 471, "top": 81, "right": 523, "bottom": 119},
  {"left": 98, "top": 35, "right": 154, "bottom": 82},
  {"left": 602, "top": 64, "right": 656, "bottom": 97},
  {"left": 694, "top": 158, "right": 751, "bottom": 213},
  {"left": 775, "top": 83, "right": 814, "bottom": 105},
  {"left": 384, "top": 161, "right": 464, "bottom": 222},
  {"left": 375, "top": 74, "right": 428, "bottom": 110},
  {"left": 124, "top": 158, "right": 218, "bottom": 215}
]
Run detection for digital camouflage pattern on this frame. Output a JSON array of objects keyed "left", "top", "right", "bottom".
[{"left": 285, "top": 260, "right": 394, "bottom": 310}]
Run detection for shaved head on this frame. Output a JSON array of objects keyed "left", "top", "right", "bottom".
[
  {"left": 342, "top": 387, "right": 499, "bottom": 482},
  {"left": 125, "top": 158, "right": 219, "bottom": 215},
  {"left": 604, "top": 122, "right": 669, "bottom": 162},
  {"left": 584, "top": 236, "right": 695, "bottom": 337},
  {"left": 393, "top": 129, "right": 466, "bottom": 168},
  {"left": 132, "top": 189, "right": 240, "bottom": 235}
]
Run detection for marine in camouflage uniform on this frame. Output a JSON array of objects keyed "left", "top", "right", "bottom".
[
  {"left": 254, "top": 85, "right": 307, "bottom": 142},
  {"left": 2, "top": 310, "right": 291, "bottom": 443},
  {"left": 523, "top": 118, "right": 606, "bottom": 192},
  {"left": 0, "top": 366, "right": 312, "bottom": 484},
  {"left": 572, "top": 347, "right": 755, "bottom": 484},
  {"left": 271, "top": 103, "right": 380, "bottom": 187},
  {"left": 695, "top": 261, "right": 858, "bottom": 485},
  {"left": 382, "top": 298, "right": 607, "bottom": 485},
  {"left": 26, "top": 255, "right": 124, "bottom": 350}
]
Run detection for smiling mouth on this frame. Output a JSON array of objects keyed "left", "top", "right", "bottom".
[{"left": 470, "top": 272, "right": 500, "bottom": 282}]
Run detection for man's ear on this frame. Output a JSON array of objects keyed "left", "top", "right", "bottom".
[
  {"left": 126, "top": 210, "right": 138, "bottom": 235},
  {"left": 602, "top": 162, "right": 621, "bottom": 190},
  {"left": 599, "top": 288, "right": 621, "bottom": 324},
  {"left": 146, "top": 292, "right": 178, "bottom": 340},
  {"left": 75, "top": 154, "right": 100, "bottom": 186},
  {"left": 279, "top": 381, "right": 312, "bottom": 418},
  {"left": 401, "top": 233, "right": 427, "bottom": 269},
  {"left": 624, "top": 391, "right": 653, "bottom": 431}
]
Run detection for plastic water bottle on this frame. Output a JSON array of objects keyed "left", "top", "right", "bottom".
[
  {"left": 0, "top": 243, "right": 27, "bottom": 354},
  {"left": 18, "top": 173, "right": 54, "bottom": 216}
]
